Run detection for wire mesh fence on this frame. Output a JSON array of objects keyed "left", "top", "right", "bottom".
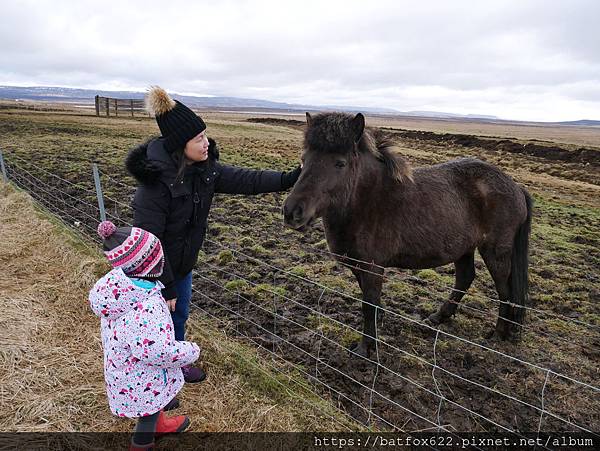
[{"left": 1, "top": 147, "right": 598, "bottom": 438}]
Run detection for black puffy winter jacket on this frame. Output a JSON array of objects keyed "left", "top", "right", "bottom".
[{"left": 125, "top": 137, "right": 301, "bottom": 300}]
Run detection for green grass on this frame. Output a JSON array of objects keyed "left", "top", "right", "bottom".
[
  {"left": 217, "top": 250, "right": 234, "bottom": 265},
  {"left": 251, "top": 283, "right": 287, "bottom": 302},
  {"left": 306, "top": 314, "right": 362, "bottom": 348},
  {"left": 2, "top": 106, "right": 599, "bottom": 432}
]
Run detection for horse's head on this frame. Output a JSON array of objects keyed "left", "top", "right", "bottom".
[
  {"left": 283, "top": 112, "right": 413, "bottom": 230},
  {"left": 283, "top": 112, "right": 366, "bottom": 229}
]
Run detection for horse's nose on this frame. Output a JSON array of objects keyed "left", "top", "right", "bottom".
[{"left": 283, "top": 201, "right": 303, "bottom": 225}]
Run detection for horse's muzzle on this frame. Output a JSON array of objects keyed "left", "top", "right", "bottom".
[{"left": 282, "top": 199, "right": 309, "bottom": 229}]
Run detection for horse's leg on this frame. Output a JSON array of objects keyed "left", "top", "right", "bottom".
[
  {"left": 427, "top": 252, "right": 475, "bottom": 325},
  {"left": 350, "top": 266, "right": 383, "bottom": 358},
  {"left": 479, "top": 244, "right": 513, "bottom": 340}
]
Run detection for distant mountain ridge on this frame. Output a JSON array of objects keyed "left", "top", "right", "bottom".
[
  {"left": 0, "top": 85, "right": 397, "bottom": 114},
  {"left": 1, "top": 85, "right": 598, "bottom": 124}
]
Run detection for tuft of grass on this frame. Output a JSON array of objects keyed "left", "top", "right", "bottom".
[
  {"left": 224, "top": 279, "right": 250, "bottom": 292},
  {"left": 289, "top": 265, "right": 308, "bottom": 277},
  {"left": 306, "top": 314, "right": 362, "bottom": 348},
  {"left": 249, "top": 244, "right": 271, "bottom": 257},
  {"left": 209, "top": 223, "right": 231, "bottom": 237},
  {"left": 416, "top": 269, "right": 439, "bottom": 281},
  {"left": 251, "top": 283, "right": 287, "bottom": 302},
  {"left": 238, "top": 236, "right": 254, "bottom": 247},
  {"left": 248, "top": 271, "right": 262, "bottom": 281},
  {"left": 217, "top": 250, "right": 234, "bottom": 265}
]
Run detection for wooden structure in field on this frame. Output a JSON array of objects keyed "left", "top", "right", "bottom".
[{"left": 94, "top": 95, "right": 147, "bottom": 117}]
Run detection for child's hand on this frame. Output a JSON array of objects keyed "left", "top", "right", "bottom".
[{"left": 166, "top": 298, "right": 177, "bottom": 312}]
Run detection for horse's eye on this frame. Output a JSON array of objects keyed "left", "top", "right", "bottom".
[{"left": 335, "top": 160, "right": 346, "bottom": 168}]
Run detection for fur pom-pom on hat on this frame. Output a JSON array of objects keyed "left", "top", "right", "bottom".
[
  {"left": 145, "top": 86, "right": 176, "bottom": 116},
  {"left": 97, "top": 221, "right": 117, "bottom": 240},
  {"left": 145, "top": 85, "right": 206, "bottom": 153}
]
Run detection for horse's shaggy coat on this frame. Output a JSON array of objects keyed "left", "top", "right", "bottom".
[{"left": 285, "top": 112, "right": 532, "bottom": 357}]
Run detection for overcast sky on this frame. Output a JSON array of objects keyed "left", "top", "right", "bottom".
[{"left": 1, "top": 0, "right": 599, "bottom": 121}]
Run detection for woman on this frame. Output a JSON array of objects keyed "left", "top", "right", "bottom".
[{"left": 126, "top": 86, "right": 301, "bottom": 383}]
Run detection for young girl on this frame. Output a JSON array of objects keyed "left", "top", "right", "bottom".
[{"left": 89, "top": 220, "right": 200, "bottom": 450}]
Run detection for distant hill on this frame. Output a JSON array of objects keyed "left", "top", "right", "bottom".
[
  {"left": 554, "top": 119, "right": 600, "bottom": 126},
  {"left": 1, "top": 85, "right": 598, "bottom": 124},
  {"left": 405, "top": 110, "right": 499, "bottom": 120},
  {"left": 0, "top": 85, "right": 396, "bottom": 114}
]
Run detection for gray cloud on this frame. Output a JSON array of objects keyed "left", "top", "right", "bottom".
[{"left": 1, "top": 0, "right": 599, "bottom": 120}]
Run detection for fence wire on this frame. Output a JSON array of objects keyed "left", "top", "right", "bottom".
[{"left": 1, "top": 151, "right": 598, "bottom": 438}]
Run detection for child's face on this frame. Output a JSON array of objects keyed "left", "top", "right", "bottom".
[
  {"left": 155, "top": 256, "right": 165, "bottom": 277},
  {"left": 184, "top": 130, "right": 209, "bottom": 162},
  {"left": 151, "top": 241, "right": 165, "bottom": 277},
  {"left": 143, "top": 239, "right": 165, "bottom": 278}
]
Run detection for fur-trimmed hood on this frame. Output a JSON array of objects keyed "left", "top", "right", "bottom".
[{"left": 125, "top": 137, "right": 219, "bottom": 185}]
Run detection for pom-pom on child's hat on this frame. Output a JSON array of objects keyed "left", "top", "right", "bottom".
[
  {"left": 97, "top": 221, "right": 164, "bottom": 278},
  {"left": 145, "top": 86, "right": 206, "bottom": 153}
]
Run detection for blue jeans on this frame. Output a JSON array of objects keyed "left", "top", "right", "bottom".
[{"left": 172, "top": 272, "right": 192, "bottom": 341}]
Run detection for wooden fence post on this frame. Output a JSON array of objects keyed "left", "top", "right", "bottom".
[
  {"left": 130, "top": 99, "right": 134, "bottom": 117},
  {"left": 95, "top": 95, "right": 100, "bottom": 116},
  {"left": 105, "top": 97, "right": 109, "bottom": 116},
  {"left": 114, "top": 98, "right": 118, "bottom": 117}
]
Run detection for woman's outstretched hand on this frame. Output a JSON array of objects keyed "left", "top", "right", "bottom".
[
  {"left": 166, "top": 298, "right": 177, "bottom": 312},
  {"left": 282, "top": 165, "right": 302, "bottom": 189}
]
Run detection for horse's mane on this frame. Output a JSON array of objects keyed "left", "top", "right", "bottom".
[
  {"left": 359, "top": 128, "right": 413, "bottom": 183},
  {"left": 305, "top": 112, "right": 413, "bottom": 183}
]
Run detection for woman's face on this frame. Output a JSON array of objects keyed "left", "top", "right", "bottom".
[{"left": 184, "top": 130, "right": 209, "bottom": 163}]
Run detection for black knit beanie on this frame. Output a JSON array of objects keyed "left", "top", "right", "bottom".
[{"left": 145, "top": 86, "right": 206, "bottom": 153}]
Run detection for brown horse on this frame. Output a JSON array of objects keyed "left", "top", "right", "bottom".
[{"left": 283, "top": 112, "right": 533, "bottom": 357}]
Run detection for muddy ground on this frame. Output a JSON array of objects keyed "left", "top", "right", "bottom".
[{"left": 1, "top": 108, "right": 598, "bottom": 434}]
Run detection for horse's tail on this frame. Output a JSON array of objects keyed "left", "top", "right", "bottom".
[{"left": 509, "top": 188, "right": 533, "bottom": 330}]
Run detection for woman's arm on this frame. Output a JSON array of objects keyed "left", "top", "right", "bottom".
[
  {"left": 131, "top": 184, "right": 177, "bottom": 301},
  {"left": 214, "top": 163, "right": 301, "bottom": 195}
]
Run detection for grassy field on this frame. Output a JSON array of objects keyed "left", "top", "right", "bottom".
[
  {"left": 0, "top": 101, "right": 598, "bottom": 432},
  {"left": 0, "top": 183, "right": 359, "bottom": 435}
]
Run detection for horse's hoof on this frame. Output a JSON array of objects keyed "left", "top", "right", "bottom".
[
  {"left": 425, "top": 312, "right": 443, "bottom": 326},
  {"left": 348, "top": 341, "right": 370, "bottom": 358},
  {"left": 485, "top": 329, "right": 511, "bottom": 341}
]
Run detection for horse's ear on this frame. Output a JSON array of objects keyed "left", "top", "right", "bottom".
[
  {"left": 352, "top": 113, "right": 365, "bottom": 142},
  {"left": 306, "top": 112, "right": 312, "bottom": 127}
]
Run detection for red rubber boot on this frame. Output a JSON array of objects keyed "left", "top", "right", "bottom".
[{"left": 155, "top": 410, "right": 190, "bottom": 437}]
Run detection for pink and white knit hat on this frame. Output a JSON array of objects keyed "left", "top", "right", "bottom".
[{"left": 97, "top": 221, "right": 164, "bottom": 278}]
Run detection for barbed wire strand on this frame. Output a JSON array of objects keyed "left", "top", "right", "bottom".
[
  {"left": 187, "top": 302, "right": 356, "bottom": 433},
  {"left": 6, "top": 161, "right": 101, "bottom": 223},
  {"left": 2, "top": 161, "right": 597, "bottom": 437},
  {"left": 191, "top": 291, "right": 404, "bottom": 434},
  {"left": 196, "top": 261, "right": 597, "bottom": 434},
  {"left": 191, "top": 283, "right": 464, "bottom": 445},
  {"left": 202, "top": 239, "right": 600, "bottom": 393},
  {"left": 5, "top": 152, "right": 98, "bottom": 195},
  {"left": 5, "top": 176, "right": 101, "bottom": 254},
  {"left": 311, "top": 244, "right": 600, "bottom": 324}
]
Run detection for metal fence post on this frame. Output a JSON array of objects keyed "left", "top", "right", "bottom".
[
  {"left": 92, "top": 163, "right": 106, "bottom": 222},
  {"left": 0, "top": 149, "right": 7, "bottom": 183}
]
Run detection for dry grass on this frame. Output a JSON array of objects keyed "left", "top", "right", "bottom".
[{"left": 0, "top": 182, "right": 358, "bottom": 433}]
